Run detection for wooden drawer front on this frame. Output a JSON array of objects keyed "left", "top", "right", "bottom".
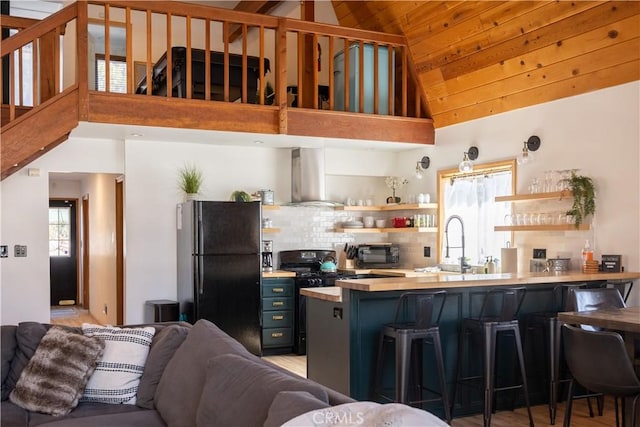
[
  {"left": 263, "top": 310, "right": 292, "bottom": 329},
  {"left": 263, "top": 296, "right": 293, "bottom": 311},
  {"left": 263, "top": 281, "right": 293, "bottom": 297},
  {"left": 262, "top": 327, "right": 293, "bottom": 348}
]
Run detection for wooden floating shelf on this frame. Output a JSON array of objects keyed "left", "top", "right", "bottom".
[
  {"left": 262, "top": 205, "right": 280, "bottom": 210},
  {"left": 262, "top": 228, "right": 281, "bottom": 233},
  {"left": 335, "top": 227, "right": 437, "bottom": 233},
  {"left": 495, "top": 191, "right": 573, "bottom": 203},
  {"left": 494, "top": 224, "right": 590, "bottom": 232},
  {"left": 336, "top": 203, "right": 437, "bottom": 211}
]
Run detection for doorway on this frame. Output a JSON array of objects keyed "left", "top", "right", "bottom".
[{"left": 49, "top": 199, "right": 78, "bottom": 305}]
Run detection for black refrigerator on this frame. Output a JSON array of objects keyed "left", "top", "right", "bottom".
[{"left": 177, "top": 200, "right": 262, "bottom": 355}]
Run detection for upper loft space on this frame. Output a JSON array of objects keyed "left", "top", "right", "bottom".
[{"left": 1, "top": 0, "right": 433, "bottom": 179}]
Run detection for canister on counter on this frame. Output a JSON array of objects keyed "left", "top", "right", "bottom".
[{"left": 258, "top": 189, "right": 274, "bottom": 205}]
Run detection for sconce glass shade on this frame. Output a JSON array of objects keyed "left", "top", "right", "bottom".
[
  {"left": 517, "top": 136, "right": 541, "bottom": 165},
  {"left": 459, "top": 155, "right": 473, "bottom": 173},
  {"left": 414, "top": 156, "right": 430, "bottom": 179},
  {"left": 458, "top": 147, "right": 477, "bottom": 173}
]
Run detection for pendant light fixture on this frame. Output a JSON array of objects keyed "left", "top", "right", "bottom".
[
  {"left": 414, "top": 156, "right": 430, "bottom": 179},
  {"left": 458, "top": 146, "right": 479, "bottom": 173},
  {"left": 517, "top": 135, "right": 541, "bottom": 165}
]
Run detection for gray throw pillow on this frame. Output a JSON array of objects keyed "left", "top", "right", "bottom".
[
  {"left": 4, "top": 322, "right": 49, "bottom": 400},
  {"left": 264, "top": 391, "right": 331, "bottom": 427},
  {"left": 136, "top": 324, "right": 189, "bottom": 409},
  {"left": 154, "top": 319, "right": 249, "bottom": 427},
  {"left": 8, "top": 326, "right": 105, "bottom": 416},
  {"left": 195, "top": 354, "right": 329, "bottom": 427}
]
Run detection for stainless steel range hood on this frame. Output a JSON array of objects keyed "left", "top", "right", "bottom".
[{"left": 291, "top": 148, "right": 341, "bottom": 206}]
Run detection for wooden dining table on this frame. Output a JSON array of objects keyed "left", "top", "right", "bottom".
[{"left": 558, "top": 305, "right": 640, "bottom": 358}]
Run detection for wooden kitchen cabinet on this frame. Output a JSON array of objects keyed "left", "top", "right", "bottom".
[{"left": 494, "top": 190, "right": 591, "bottom": 231}]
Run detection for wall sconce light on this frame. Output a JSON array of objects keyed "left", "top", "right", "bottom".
[
  {"left": 414, "top": 156, "right": 430, "bottom": 179},
  {"left": 517, "top": 135, "right": 541, "bottom": 165},
  {"left": 458, "top": 146, "right": 479, "bottom": 173}
]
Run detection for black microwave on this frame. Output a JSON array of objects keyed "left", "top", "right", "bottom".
[{"left": 356, "top": 245, "right": 400, "bottom": 268}]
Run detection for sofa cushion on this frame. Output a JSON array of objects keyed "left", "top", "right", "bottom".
[
  {"left": 264, "top": 391, "right": 330, "bottom": 427},
  {"left": 31, "top": 408, "right": 166, "bottom": 427},
  {"left": 1, "top": 325, "right": 18, "bottom": 401},
  {"left": 195, "top": 353, "right": 329, "bottom": 427},
  {"left": 4, "top": 323, "right": 49, "bottom": 402},
  {"left": 26, "top": 401, "right": 154, "bottom": 426},
  {"left": 154, "top": 319, "right": 249, "bottom": 427},
  {"left": 9, "top": 326, "right": 105, "bottom": 416},
  {"left": 136, "top": 324, "right": 190, "bottom": 409},
  {"left": 81, "top": 324, "right": 155, "bottom": 405}
]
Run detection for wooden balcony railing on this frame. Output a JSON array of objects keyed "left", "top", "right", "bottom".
[
  {"left": 2, "top": 0, "right": 430, "bottom": 119},
  {"left": 1, "top": 0, "right": 434, "bottom": 179}
]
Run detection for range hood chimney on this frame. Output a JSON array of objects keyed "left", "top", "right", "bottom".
[{"left": 291, "top": 148, "right": 326, "bottom": 203}]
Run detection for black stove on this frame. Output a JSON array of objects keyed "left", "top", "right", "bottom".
[{"left": 279, "top": 249, "right": 356, "bottom": 354}]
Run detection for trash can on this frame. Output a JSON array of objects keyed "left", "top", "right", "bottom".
[{"left": 145, "top": 300, "right": 179, "bottom": 323}]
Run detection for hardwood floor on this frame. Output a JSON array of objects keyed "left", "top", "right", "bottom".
[
  {"left": 50, "top": 305, "right": 100, "bottom": 327},
  {"left": 50, "top": 310, "right": 618, "bottom": 426}
]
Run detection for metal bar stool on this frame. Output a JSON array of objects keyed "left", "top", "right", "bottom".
[
  {"left": 452, "top": 287, "right": 534, "bottom": 427},
  {"left": 525, "top": 283, "right": 597, "bottom": 424},
  {"left": 373, "top": 290, "right": 451, "bottom": 423}
]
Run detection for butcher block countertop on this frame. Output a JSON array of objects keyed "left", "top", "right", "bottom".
[
  {"left": 300, "top": 287, "right": 342, "bottom": 302},
  {"left": 262, "top": 270, "right": 296, "bottom": 278},
  {"left": 339, "top": 268, "right": 446, "bottom": 277},
  {"left": 301, "top": 271, "right": 640, "bottom": 301}
]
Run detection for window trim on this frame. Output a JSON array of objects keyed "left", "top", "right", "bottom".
[
  {"left": 95, "top": 53, "right": 127, "bottom": 92},
  {"left": 436, "top": 159, "right": 517, "bottom": 263}
]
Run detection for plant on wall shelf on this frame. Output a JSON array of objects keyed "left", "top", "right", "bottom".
[
  {"left": 564, "top": 170, "right": 595, "bottom": 229},
  {"left": 178, "top": 163, "right": 203, "bottom": 200},
  {"left": 385, "top": 176, "right": 409, "bottom": 204}
]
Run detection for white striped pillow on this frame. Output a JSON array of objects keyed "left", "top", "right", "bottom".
[{"left": 81, "top": 323, "right": 155, "bottom": 405}]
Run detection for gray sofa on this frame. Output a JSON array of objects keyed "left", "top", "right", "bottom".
[{"left": 1, "top": 319, "right": 353, "bottom": 427}]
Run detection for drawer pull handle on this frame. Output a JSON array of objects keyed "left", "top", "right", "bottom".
[
  {"left": 272, "top": 288, "right": 285, "bottom": 293},
  {"left": 272, "top": 301, "right": 284, "bottom": 307},
  {"left": 271, "top": 332, "right": 284, "bottom": 338},
  {"left": 272, "top": 315, "right": 284, "bottom": 320}
]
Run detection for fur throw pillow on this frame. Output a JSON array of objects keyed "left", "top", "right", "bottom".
[{"left": 9, "top": 326, "right": 105, "bottom": 416}]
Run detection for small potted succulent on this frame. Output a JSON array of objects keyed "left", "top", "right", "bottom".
[{"left": 178, "top": 163, "right": 203, "bottom": 201}]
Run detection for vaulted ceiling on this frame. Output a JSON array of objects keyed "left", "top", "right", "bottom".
[{"left": 331, "top": 1, "right": 640, "bottom": 128}]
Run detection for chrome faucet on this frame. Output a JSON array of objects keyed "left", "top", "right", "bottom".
[{"left": 444, "top": 215, "right": 471, "bottom": 273}]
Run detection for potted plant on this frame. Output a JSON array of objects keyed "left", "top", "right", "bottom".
[
  {"left": 564, "top": 170, "right": 595, "bottom": 229},
  {"left": 385, "top": 176, "right": 409, "bottom": 203},
  {"left": 178, "top": 163, "right": 203, "bottom": 201}
]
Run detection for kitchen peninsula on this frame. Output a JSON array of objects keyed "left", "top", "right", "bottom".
[{"left": 303, "top": 271, "right": 640, "bottom": 418}]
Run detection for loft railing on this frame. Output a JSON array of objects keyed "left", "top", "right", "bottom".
[
  {"left": 1, "top": 0, "right": 430, "bottom": 128},
  {"left": 1, "top": 5, "right": 76, "bottom": 124}
]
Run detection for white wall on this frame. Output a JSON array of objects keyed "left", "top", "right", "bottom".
[
  {"left": 1, "top": 139, "right": 124, "bottom": 324},
  {"left": 399, "top": 81, "right": 640, "bottom": 303},
  {"left": 2, "top": 82, "right": 638, "bottom": 323}
]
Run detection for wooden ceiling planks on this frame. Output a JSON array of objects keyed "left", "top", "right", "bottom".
[{"left": 331, "top": 0, "right": 640, "bottom": 128}]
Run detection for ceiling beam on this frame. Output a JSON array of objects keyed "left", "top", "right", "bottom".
[{"left": 228, "top": 1, "right": 282, "bottom": 43}]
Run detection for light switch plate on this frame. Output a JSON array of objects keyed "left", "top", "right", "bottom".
[{"left": 14, "top": 245, "right": 27, "bottom": 257}]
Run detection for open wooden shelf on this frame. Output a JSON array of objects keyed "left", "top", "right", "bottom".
[
  {"left": 262, "top": 205, "right": 280, "bottom": 210},
  {"left": 262, "top": 227, "right": 281, "bottom": 233},
  {"left": 334, "top": 227, "right": 437, "bottom": 233},
  {"left": 494, "top": 224, "right": 590, "bottom": 232},
  {"left": 495, "top": 191, "right": 573, "bottom": 203},
  {"left": 335, "top": 203, "right": 437, "bottom": 211}
]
